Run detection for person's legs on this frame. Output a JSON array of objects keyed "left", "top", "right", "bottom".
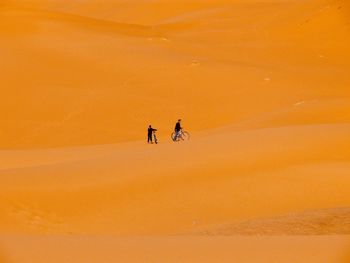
[
  {"left": 178, "top": 130, "right": 183, "bottom": 140},
  {"left": 174, "top": 130, "right": 179, "bottom": 141},
  {"left": 148, "top": 134, "right": 152, "bottom": 143}
]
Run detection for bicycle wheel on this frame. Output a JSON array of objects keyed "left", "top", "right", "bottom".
[
  {"left": 181, "top": 131, "right": 190, "bottom": 140},
  {"left": 171, "top": 132, "right": 177, "bottom": 141}
]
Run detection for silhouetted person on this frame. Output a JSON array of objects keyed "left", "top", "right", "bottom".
[
  {"left": 174, "top": 119, "right": 182, "bottom": 140},
  {"left": 148, "top": 125, "right": 157, "bottom": 144}
]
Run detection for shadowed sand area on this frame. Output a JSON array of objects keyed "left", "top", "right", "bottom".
[
  {"left": 0, "top": 0, "right": 350, "bottom": 262},
  {"left": 197, "top": 207, "right": 350, "bottom": 235}
]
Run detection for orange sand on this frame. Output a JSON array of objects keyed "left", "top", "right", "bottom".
[{"left": 0, "top": 0, "right": 350, "bottom": 262}]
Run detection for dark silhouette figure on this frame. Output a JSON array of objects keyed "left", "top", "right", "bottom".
[
  {"left": 174, "top": 119, "right": 182, "bottom": 140},
  {"left": 148, "top": 125, "right": 157, "bottom": 144}
]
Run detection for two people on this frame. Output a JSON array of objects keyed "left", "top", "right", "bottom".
[{"left": 147, "top": 119, "right": 183, "bottom": 144}]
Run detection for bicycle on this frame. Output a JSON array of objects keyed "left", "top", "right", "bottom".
[
  {"left": 153, "top": 131, "right": 158, "bottom": 144},
  {"left": 171, "top": 130, "right": 190, "bottom": 142}
]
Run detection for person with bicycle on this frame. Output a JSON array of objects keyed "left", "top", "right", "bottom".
[
  {"left": 147, "top": 125, "right": 157, "bottom": 144},
  {"left": 174, "top": 119, "right": 182, "bottom": 141}
]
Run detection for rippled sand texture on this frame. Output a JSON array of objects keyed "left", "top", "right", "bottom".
[{"left": 0, "top": 0, "right": 350, "bottom": 262}]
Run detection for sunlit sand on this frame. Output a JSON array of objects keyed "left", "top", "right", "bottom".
[{"left": 0, "top": 0, "right": 349, "bottom": 262}]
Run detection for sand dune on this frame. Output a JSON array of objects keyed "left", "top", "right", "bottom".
[
  {"left": 1, "top": 123, "right": 349, "bottom": 236},
  {"left": 1, "top": 0, "right": 349, "bottom": 148},
  {"left": 1, "top": 0, "right": 350, "bottom": 262}
]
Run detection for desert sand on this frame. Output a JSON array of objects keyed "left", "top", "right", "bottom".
[{"left": 0, "top": 0, "right": 350, "bottom": 262}]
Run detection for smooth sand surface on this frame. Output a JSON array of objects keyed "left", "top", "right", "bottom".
[
  {"left": 1, "top": 0, "right": 350, "bottom": 262},
  {"left": 1, "top": 236, "right": 350, "bottom": 263}
]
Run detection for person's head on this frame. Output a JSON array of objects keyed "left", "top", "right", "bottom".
[
  {"left": 178, "top": 119, "right": 181, "bottom": 122},
  {"left": 149, "top": 125, "right": 152, "bottom": 128}
]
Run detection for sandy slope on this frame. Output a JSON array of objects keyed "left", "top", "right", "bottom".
[
  {"left": 1, "top": 0, "right": 350, "bottom": 262},
  {"left": 1, "top": 0, "right": 349, "bottom": 148},
  {"left": 1, "top": 123, "right": 350, "bottom": 235},
  {"left": 1, "top": 236, "right": 350, "bottom": 263}
]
